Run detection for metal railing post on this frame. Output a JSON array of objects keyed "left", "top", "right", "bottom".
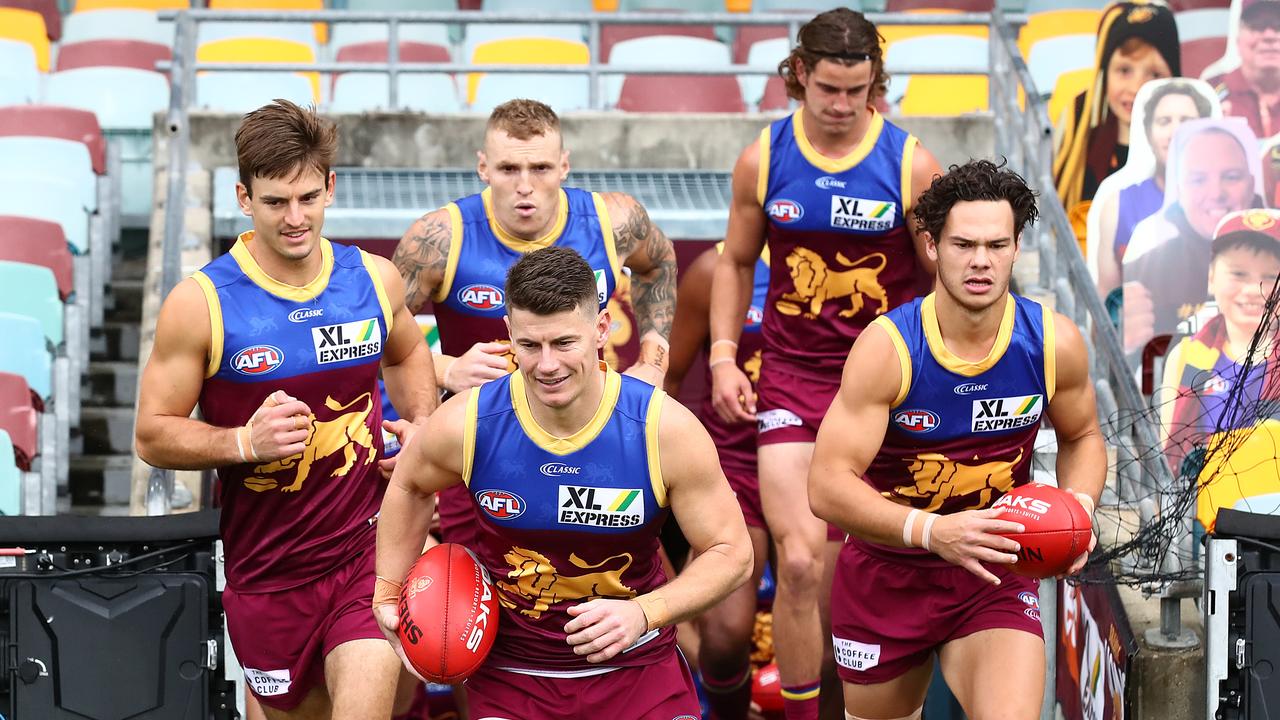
[
  {"left": 388, "top": 17, "right": 400, "bottom": 110},
  {"left": 588, "top": 17, "right": 601, "bottom": 111}
]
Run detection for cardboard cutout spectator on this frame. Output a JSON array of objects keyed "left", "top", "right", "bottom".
[{"left": 1208, "top": 0, "right": 1280, "bottom": 141}]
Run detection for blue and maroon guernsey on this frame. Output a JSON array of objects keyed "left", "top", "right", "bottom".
[
  {"left": 463, "top": 367, "right": 675, "bottom": 674},
  {"left": 702, "top": 244, "right": 771, "bottom": 476},
  {"left": 855, "top": 293, "right": 1055, "bottom": 565},
  {"left": 194, "top": 232, "right": 391, "bottom": 592},
  {"left": 759, "top": 108, "right": 924, "bottom": 379}
]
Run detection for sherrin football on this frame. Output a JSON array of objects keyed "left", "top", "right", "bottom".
[
  {"left": 397, "top": 543, "right": 499, "bottom": 683},
  {"left": 992, "top": 483, "right": 1093, "bottom": 579}
]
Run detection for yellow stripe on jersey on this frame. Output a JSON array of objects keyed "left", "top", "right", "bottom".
[
  {"left": 645, "top": 388, "right": 668, "bottom": 507},
  {"left": 901, "top": 135, "right": 919, "bottom": 214},
  {"left": 756, "top": 126, "right": 771, "bottom": 207},
  {"left": 510, "top": 364, "right": 621, "bottom": 455},
  {"left": 230, "top": 231, "right": 334, "bottom": 302},
  {"left": 431, "top": 202, "right": 465, "bottom": 304},
  {"left": 483, "top": 187, "right": 569, "bottom": 253},
  {"left": 191, "top": 270, "right": 224, "bottom": 379},
  {"left": 793, "top": 108, "right": 884, "bottom": 174},
  {"left": 1042, "top": 303, "right": 1056, "bottom": 403},
  {"left": 593, "top": 192, "right": 623, "bottom": 286},
  {"left": 921, "top": 293, "right": 1015, "bottom": 377},
  {"left": 462, "top": 387, "right": 480, "bottom": 487},
  {"left": 871, "top": 315, "right": 912, "bottom": 408},
  {"left": 360, "top": 249, "right": 394, "bottom": 334}
]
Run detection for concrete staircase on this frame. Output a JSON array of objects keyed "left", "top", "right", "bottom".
[{"left": 67, "top": 250, "right": 144, "bottom": 512}]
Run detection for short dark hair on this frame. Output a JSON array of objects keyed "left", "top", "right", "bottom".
[
  {"left": 779, "top": 8, "right": 888, "bottom": 102},
  {"left": 912, "top": 159, "right": 1039, "bottom": 243},
  {"left": 236, "top": 99, "right": 337, "bottom": 198},
  {"left": 1142, "top": 81, "right": 1212, "bottom": 140},
  {"left": 505, "top": 246, "right": 597, "bottom": 316},
  {"left": 1213, "top": 233, "right": 1280, "bottom": 263}
]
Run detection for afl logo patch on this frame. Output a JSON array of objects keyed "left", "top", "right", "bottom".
[
  {"left": 476, "top": 490, "right": 525, "bottom": 520},
  {"left": 767, "top": 199, "right": 803, "bottom": 224},
  {"left": 231, "top": 345, "right": 284, "bottom": 376},
  {"left": 457, "top": 284, "right": 505, "bottom": 311},
  {"left": 894, "top": 409, "right": 939, "bottom": 433}
]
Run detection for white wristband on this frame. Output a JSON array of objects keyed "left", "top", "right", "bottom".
[
  {"left": 921, "top": 513, "right": 938, "bottom": 552},
  {"left": 902, "top": 509, "right": 921, "bottom": 547},
  {"left": 235, "top": 426, "right": 248, "bottom": 463}
]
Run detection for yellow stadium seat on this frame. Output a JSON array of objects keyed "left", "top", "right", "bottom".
[
  {"left": 900, "top": 75, "right": 988, "bottom": 116},
  {"left": 74, "top": 0, "right": 188, "bottom": 10},
  {"left": 1018, "top": 9, "right": 1101, "bottom": 59},
  {"left": 208, "top": 0, "right": 328, "bottom": 45},
  {"left": 1047, "top": 67, "right": 1094, "bottom": 128},
  {"left": 879, "top": 9, "right": 988, "bottom": 50},
  {"left": 467, "top": 37, "right": 589, "bottom": 105},
  {"left": 197, "top": 37, "right": 320, "bottom": 101},
  {"left": 0, "top": 8, "right": 49, "bottom": 72},
  {"left": 593, "top": 0, "right": 618, "bottom": 8}
]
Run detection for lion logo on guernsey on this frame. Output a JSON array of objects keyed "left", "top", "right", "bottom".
[
  {"left": 477, "top": 489, "right": 525, "bottom": 520},
  {"left": 458, "top": 283, "right": 504, "bottom": 310},
  {"left": 498, "top": 547, "right": 635, "bottom": 619},
  {"left": 231, "top": 345, "right": 283, "bottom": 375}
]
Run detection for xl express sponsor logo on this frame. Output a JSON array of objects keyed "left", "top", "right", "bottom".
[
  {"left": 558, "top": 485, "right": 644, "bottom": 528},
  {"left": 767, "top": 199, "right": 803, "bottom": 224},
  {"left": 830, "top": 195, "right": 895, "bottom": 232},
  {"left": 312, "top": 318, "right": 382, "bottom": 364},
  {"left": 540, "top": 462, "right": 580, "bottom": 477},
  {"left": 593, "top": 269, "right": 609, "bottom": 306},
  {"left": 971, "top": 394, "right": 1043, "bottom": 432},
  {"left": 231, "top": 345, "right": 284, "bottom": 375}
]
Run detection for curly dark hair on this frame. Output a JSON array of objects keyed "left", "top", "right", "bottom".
[
  {"left": 912, "top": 159, "right": 1039, "bottom": 244},
  {"left": 779, "top": 8, "right": 888, "bottom": 102}
]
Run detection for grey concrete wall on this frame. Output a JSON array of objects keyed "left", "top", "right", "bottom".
[{"left": 181, "top": 111, "right": 994, "bottom": 175}]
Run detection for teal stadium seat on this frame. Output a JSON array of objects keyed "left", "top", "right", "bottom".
[
  {"left": 61, "top": 9, "right": 174, "bottom": 46},
  {"left": 0, "top": 313, "right": 51, "bottom": 402},
  {"left": 0, "top": 39, "right": 39, "bottom": 105},
  {"left": 0, "top": 429, "right": 21, "bottom": 515},
  {"left": 752, "top": 0, "right": 837, "bottom": 10},
  {"left": 0, "top": 261, "right": 64, "bottom": 350},
  {"left": 472, "top": 73, "right": 590, "bottom": 114},
  {"left": 345, "top": 0, "right": 456, "bottom": 9},
  {"left": 1027, "top": 34, "right": 1095, "bottom": 99},
  {"left": 741, "top": 36, "right": 789, "bottom": 110},
  {"left": 0, "top": 215, "right": 74, "bottom": 301},
  {"left": 482, "top": 0, "right": 593, "bottom": 9},
  {"left": 606, "top": 35, "right": 732, "bottom": 107},
  {"left": 330, "top": 72, "right": 462, "bottom": 112},
  {"left": 0, "top": 137, "right": 97, "bottom": 212},
  {"left": 1175, "top": 7, "right": 1229, "bottom": 42},
  {"left": 883, "top": 35, "right": 988, "bottom": 108},
  {"left": 196, "top": 72, "right": 315, "bottom": 112},
  {"left": 329, "top": 22, "right": 451, "bottom": 53},
  {"left": 0, "top": 105, "right": 106, "bottom": 174},
  {"left": 0, "top": 177, "right": 89, "bottom": 254},
  {"left": 44, "top": 67, "right": 170, "bottom": 130}
]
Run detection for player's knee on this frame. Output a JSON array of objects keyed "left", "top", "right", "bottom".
[
  {"left": 845, "top": 706, "right": 922, "bottom": 720},
  {"left": 775, "top": 546, "right": 823, "bottom": 592},
  {"left": 697, "top": 616, "right": 754, "bottom": 663}
]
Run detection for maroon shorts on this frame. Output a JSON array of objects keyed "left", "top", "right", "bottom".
[
  {"left": 437, "top": 483, "right": 479, "bottom": 547},
  {"left": 725, "top": 464, "right": 766, "bottom": 529},
  {"left": 755, "top": 362, "right": 840, "bottom": 446},
  {"left": 829, "top": 540, "right": 1042, "bottom": 685},
  {"left": 464, "top": 651, "right": 700, "bottom": 719},
  {"left": 223, "top": 546, "right": 385, "bottom": 711}
]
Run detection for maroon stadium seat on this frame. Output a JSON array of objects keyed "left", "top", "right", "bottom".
[
  {"left": 0, "top": 216, "right": 74, "bottom": 301},
  {"left": 885, "top": 0, "right": 993, "bottom": 10},
  {"left": 0, "top": 105, "right": 106, "bottom": 174},
  {"left": 0, "top": 0, "right": 59, "bottom": 41},
  {"left": 335, "top": 40, "right": 451, "bottom": 64},
  {"left": 1168, "top": 0, "right": 1229, "bottom": 9},
  {"left": 733, "top": 25, "right": 788, "bottom": 64},
  {"left": 55, "top": 39, "right": 171, "bottom": 73},
  {"left": 1181, "top": 36, "right": 1228, "bottom": 79},
  {"left": 617, "top": 75, "right": 746, "bottom": 112},
  {"left": 601, "top": 24, "right": 718, "bottom": 62},
  {"left": 760, "top": 75, "right": 789, "bottom": 111},
  {"left": 0, "top": 371, "right": 38, "bottom": 471}
]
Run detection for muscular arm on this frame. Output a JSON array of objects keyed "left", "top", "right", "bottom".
[
  {"left": 907, "top": 142, "right": 942, "bottom": 278},
  {"left": 663, "top": 247, "right": 716, "bottom": 396},
  {"left": 374, "top": 254, "right": 439, "bottom": 424},
  {"left": 603, "top": 191, "right": 677, "bottom": 376},
  {"left": 1046, "top": 312, "right": 1107, "bottom": 508},
  {"left": 393, "top": 208, "right": 458, "bottom": 389}
]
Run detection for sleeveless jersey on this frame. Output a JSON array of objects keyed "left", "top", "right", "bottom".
[
  {"left": 431, "top": 186, "right": 622, "bottom": 362},
  {"left": 195, "top": 232, "right": 392, "bottom": 592},
  {"left": 463, "top": 367, "right": 674, "bottom": 674},
  {"left": 759, "top": 109, "right": 924, "bottom": 379},
  {"left": 702, "top": 245, "right": 770, "bottom": 475},
  {"left": 856, "top": 293, "right": 1054, "bottom": 564}
]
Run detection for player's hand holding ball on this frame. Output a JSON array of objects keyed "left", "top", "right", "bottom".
[
  {"left": 240, "top": 390, "right": 312, "bottom": 463},
  {"left": 992, "top": 483, "right": 1095, "bottom": 579},
  {"left": 924, "top": 507, "right": 1026, "bottom": 586},
  {"left": 564, "top": 597, "right": 649, "bottom": 664},
  {"left": 444, "top": 341, "right": 512, "bottom": 393}
]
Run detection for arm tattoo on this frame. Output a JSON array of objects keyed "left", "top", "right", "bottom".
[
  {"left": 615, "top": 198, "right": 676, "bottom": 341},
  {"left": 392, "top": 212, "right": 451, "bottom": 314}
]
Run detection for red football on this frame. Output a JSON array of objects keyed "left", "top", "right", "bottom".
[
  {"left": 397, "top": 543, "right": 499, "bottom": 683},
  {"left": 992, "top": 483, "right": 1093, "bottom": 579},
  {"left": 752, "top": 662, "right": 784, "bottom": 713}
]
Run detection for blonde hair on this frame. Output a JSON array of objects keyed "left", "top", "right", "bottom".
[{"left": 487, "top": 99, "right": 561, "bottom": 141}]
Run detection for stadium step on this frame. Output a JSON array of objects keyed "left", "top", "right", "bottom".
[
  {"left": 89, "top": 321, "right": 141, "bottom": 363},
  {"left": 79, "top": 406, "right": 135, "bottom": 456},
  {"left": 69, "top": 454, "right": 133, "bottom": 507},
  {"left": 82, "top": 361, "right": 138, "bottom": 408},
  {"left": 106, "top": 278, "right": 144, "bottom": 322}
]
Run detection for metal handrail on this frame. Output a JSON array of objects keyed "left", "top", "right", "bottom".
[{"left": 155, "top": 61, "right": 991, "bottom": 75}]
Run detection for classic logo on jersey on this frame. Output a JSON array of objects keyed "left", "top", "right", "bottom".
[
  {"left": 231, "top": 345, "right": 284, "bottom": 376},
  {"left": 540, "top": 462, "right": 581, "bottom": 477},
  {"left": 593, "top": 269, "right": 609, "bottom": 306},
  {"left": 815, "top": 175, "right": 847, "bottom": 190},
  {"left": 558, "top": 485, "right": 645, "bottom": 528},
  {"left": 498, "top": 547, "right": 635, "bottom": 619},
  {"left": 775, "top": 249, "right": 889, "bottom": 319},
  {"left": 971, "top": 394, "right": 1043, "bottom": 432},
  {"left": 894, "top": 409, "right": 939, "bottom": 433},
  {"left": 830, "top": 195, "right": 896, "bottom": 232},
  {"left": 767, "top": 199, "right": 804, "bottom": 224},
  {"left": 954, "top": 382, "right": 989, "bottom": 395},
  {"left": 457, "top": 283, "right": 505, "bottom": 311},
  {"left": 287, "top": 307, "right": 323, "bottom": 323},
  {"left": 476, "top": 490, "right": 526, "bottom": 520},
  {"left": 312, "top": 318, "right": 382, "bottom": 365},
  {"left": 832, "top": 636, "right": 881, "bottom": 672}
]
